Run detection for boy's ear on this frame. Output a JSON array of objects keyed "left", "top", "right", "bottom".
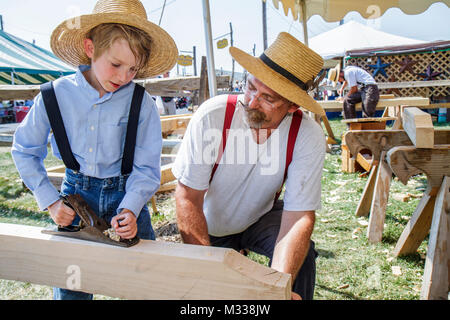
[{"left": 83, "top": 38, "right": 95, "bottom": 59}]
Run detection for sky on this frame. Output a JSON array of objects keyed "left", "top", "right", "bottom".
[{"left": 1, "top": 0, "right": 449, "bottom": 76}]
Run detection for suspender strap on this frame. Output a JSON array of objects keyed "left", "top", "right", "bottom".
[
  {"left": 274, "top": 109, "right": 303, "bottom": 203},
  {"left": 121, "top": 83, "right": 145, "bottom": 175},
  {"left": 40, "top": 81, "right": 80, "bottom": 171},
  {"left": 209, "top": 94, "right": 238, "bottom": 183}
]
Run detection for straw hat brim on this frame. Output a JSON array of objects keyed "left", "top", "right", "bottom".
[
  {"left": 229, "top": 47, "right": 325, "bottom": 116},
  {"left": 328, "top": 63, "right": 341, "bottom": 88},
  {"left": 51, "top": 13, "right": 178, "bottom": 79}
]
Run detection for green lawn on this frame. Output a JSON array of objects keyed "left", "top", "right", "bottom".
[{"left": 0, "top": 118, "right": 449, "bottom": 300}]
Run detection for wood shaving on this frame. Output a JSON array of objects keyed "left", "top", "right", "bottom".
[{"left": 103, "top": 228, "right": 121, "bottom": 242}]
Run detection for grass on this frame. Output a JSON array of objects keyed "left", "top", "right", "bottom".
[{"left": 0, "top": 119, "right": 449, "bottom": 300}]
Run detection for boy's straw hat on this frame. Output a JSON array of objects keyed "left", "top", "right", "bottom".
[
  {"left": 229, "top": 32, "right": 325, "bottom": 115},
  {"left": 51, "top": 0, "right": 178, "bottom": 79},
  {"left": 327, "top": 63, "right": 341, "bottom": 87}
]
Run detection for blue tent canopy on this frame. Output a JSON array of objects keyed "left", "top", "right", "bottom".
[{"left": 0, "top": 29, "right": 75, "bottom": 85}]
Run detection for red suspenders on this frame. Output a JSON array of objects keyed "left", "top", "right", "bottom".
[{"left": 209, "top": 95, "right": 303, "bottom": 203}]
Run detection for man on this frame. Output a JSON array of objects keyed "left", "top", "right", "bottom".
[
  {"left": 328, "top": 64, "right": 380, "bottom": 119},
  {"left": 172, "top": 32, "right": 326, "bottom": 300}
]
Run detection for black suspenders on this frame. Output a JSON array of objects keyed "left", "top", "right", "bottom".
[{"left": 40, "top": 81, "right": 146, "bottom": 176}]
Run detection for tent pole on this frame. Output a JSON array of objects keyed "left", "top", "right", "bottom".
[
  {"left": 300, "top": 0, "right": 308, "bottom": 46},
  {"left": 201, "top": 0, "right": 217, "bottom": 97}
]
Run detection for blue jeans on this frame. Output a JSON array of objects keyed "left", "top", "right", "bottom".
[
  {"left": 53, "top": 169, "right": 155, "bottom": 300},
  {"left": 209, "top": 200, "right": 318, "bottom": 300}
]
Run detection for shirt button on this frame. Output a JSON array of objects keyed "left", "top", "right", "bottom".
[
  {"left": 89, "top": 148, "right": 93, "bottom": 153},
  {"left": 89, "top": 165, "right": 93, "bottom": 170},
  {"left": 93, "top": 104, "right": 97, "bottom": 109},
  {"left": 90, "top": 126, "right": 95, "bottom": 131}
]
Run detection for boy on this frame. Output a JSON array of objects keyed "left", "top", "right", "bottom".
[{"left": 11, "top": 0, "right": 178, "bottom": 300}]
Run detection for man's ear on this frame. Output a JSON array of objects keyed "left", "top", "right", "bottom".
[
  {"left": 83, "top": 38, "right": 95, "bottom": 59},
  {"left": 287, "top": 103, "right": 299, "bottom": 113}
]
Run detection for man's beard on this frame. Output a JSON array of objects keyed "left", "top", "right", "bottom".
[{"left": 243, "top": 108, "right": 268, "bottom": 129}]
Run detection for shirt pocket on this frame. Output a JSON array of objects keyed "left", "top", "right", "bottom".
[{"left": 99, "top": 118, "right": 128, "bottom": 161}]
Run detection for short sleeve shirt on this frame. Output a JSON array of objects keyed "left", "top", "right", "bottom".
[{"left": 172, "top": 94, "right": 326, "bottom": 236}]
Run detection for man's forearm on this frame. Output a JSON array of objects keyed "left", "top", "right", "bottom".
[
  {"left": 175, "top": 184, "right": 210, "bottom": 246},
  {"left": 271, "top": 211, "right": 315, "bottom": 281}
]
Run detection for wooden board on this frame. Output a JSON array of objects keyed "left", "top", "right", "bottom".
[
  {"left": 420, "top": 176, "right": 450, "bottom": 300},
  {"left": 348, "top": 122, "right": 387, "bottom": 131},
  {"left": 318, "top": 97, "right": 430, "bottom": 112},
  {"left": 367, "top": 152, "right": 392, "bottom": 243},
  {"left": 393, "top": 186, "right": 438, "bottom": 257},
  {"left": 0, "top": 223, "right": 291, "bottom": 300},
  {"left": 387, "top": 145, "right": 450, "bottom": 188},
  {"left": 160, "top": 116, "right": 191, "bottom": 136},
  {"left": 402, "top": 107, "right": 434, "bottom": 148},
  {"left": 341, "top": 117, "right": 397, "bottom": 123},
  {"left": 343, "top": 130, "right": 450, "bottom": 163},
  {"left": 355, "top": 164, "right": 378, "bottom": 217}
]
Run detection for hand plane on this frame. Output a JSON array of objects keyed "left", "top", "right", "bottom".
[{"left": 41, "top": 194, "right": 139, "bottom": 247}]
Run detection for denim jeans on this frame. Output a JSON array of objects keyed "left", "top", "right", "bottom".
[
  {"left": 209, "top": 200, "right": 318, "bottom": 300},
  {"left": 53, "top": 169, "right": 155, "bottom": 300}
]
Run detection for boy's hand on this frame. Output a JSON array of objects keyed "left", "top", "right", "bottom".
[
  {"left": 111, "top": 209, "right": 137, "bottom": 239},
  {"left": 48, "top": 199, "right": 76, "bottom": 226}
]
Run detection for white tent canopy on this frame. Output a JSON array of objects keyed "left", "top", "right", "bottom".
[{"left": 309, "top": 20, "right": 425, "bottom": 60}]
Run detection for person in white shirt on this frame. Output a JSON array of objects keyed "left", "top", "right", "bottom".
[
  {"left": 173, "top": 32, "right": 326, "bottom": 300},
  {"left": 328, "top": 64, "right": 380, "bottom": 119}
]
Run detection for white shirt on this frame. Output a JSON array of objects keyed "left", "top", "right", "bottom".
[
  {"left": 344, "top": 66, "right": 376, "bottom": 88},
  {"left": 172, "top": 94, "right": 326, "bottom": 236}
]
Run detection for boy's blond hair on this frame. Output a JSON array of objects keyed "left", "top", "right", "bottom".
[{"left": 86, "top": 23, "right": 152, "bottom": 72}]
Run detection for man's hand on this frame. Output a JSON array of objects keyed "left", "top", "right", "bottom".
[
  {"left": 48, "top": 199, "right": 76, "bottom": 226},
  {"left": 291, "top": 292, "right": 302, "bottom": 300},
  {"left": 336, "top": 96, "right": 344, "bottom": 102},
  {"left": 111, "top": 209, "right": 137, "bottom": 239}
]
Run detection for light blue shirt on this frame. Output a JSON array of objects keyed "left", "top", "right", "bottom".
[{"left": 12, "top": 65, "right": 162, "bottom": 217}]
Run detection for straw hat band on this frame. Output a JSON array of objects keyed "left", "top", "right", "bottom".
[{"left": 260, "top": 53, "right": 311, "bottom": 92}]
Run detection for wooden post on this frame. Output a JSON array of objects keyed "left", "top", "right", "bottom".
[
  {"left": 0, "top": 223, "right": 291, "bottom": 300},
  {"left": 420, "top": 176, "right": 450, "bottom": 300},
  {"left": 355, "top": 164, "right": 378, "bottom": 217},
  {"left": 402, "top": 107, "right": 434, "bottom": 148},
  {"left": 367, "top": 151, "right": 392, "bottom": 243},
  {"left": 394, "top": 186, "right": 438, "bottom": 256},
  {"left": 199, "top": 56, "right": 210, "bottom": 106}
]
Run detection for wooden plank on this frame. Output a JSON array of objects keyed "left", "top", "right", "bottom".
[
  {"left": 376, "top": 80, "right": 450, "bottom": 89},
  {"left": 355, "top": 164, "right": 378, "bottom": 217},
  {"left": 0, "top": 223, "right": 291, "bottom": 300},
  {"left": 321, "top": 114, "right": 337, "bottom": 144},
  {"left": 199, "top": 56, "right": 209, "bottom": 105},
  {"left": 349, "top": 122, "right": 386, "bottom": 131},
  {"left": 319, "top": 97, "right": 429, "bottom": 112},
  {"left": 393, "top": 186, "right": 438, "bottom": 256},
  {"left": 356, "top": 153, "right": 372, "bottom": 172},
  {"left": 420, "top": 176, "right": 450, "bottom": 300},
  {"left": 342, "top": 117, "right": 397, "bottom": 123},
  {"left": 402, "top": 107, "right": 434, "bottom": 148},
  {"left": 161, "top": 163, "right": 176, "bottom": 185},
  {"left": 343, "top": 130, "right": 450, "bottom": 163},
  {"left": 367, "top": 152, "right": 392, "bottom": 243},
  {"left": 387, "top": 145, "right": 450, "bottom": 188},
  {"left": 160, "top": 116, "right": 191, "bottom": 135}
]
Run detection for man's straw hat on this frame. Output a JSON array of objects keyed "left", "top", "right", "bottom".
[
  {"left": 229, "top": 32, "right": 325, "bottom": 115},
  {"left": 50, "top": 0, "right": 178, "bottom": 79},
  {"left": 327, "top": 63, "right": 341, "bottom": 87}
]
